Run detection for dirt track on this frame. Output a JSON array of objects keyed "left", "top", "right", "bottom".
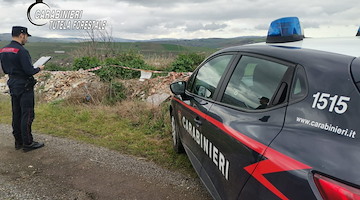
[{"left": 0, "top": 124, "right": 212, "bottom": 200}]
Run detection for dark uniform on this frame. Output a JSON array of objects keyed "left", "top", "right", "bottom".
[{"left": 0, "top": 26, "right": 43, "bottom": 151}]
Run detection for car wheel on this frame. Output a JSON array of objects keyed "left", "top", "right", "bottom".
[{"left": 171, "top": 114, "right": 185, "bottom": 153}]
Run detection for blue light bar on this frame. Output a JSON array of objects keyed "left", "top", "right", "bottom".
[
  {"left": 266, "top": 17, "right": 304, "bottom": 43},
  {"left": 357, "top": 27, "right": 360, "bottom": 36}
]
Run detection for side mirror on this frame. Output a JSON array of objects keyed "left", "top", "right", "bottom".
[{"left": 170, "top": 81, "right": 186, "bottom": 95}]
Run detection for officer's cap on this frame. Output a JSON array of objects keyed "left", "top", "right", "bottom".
[{"left": 12, "top": 26, "right": 32, "bottom": 37}]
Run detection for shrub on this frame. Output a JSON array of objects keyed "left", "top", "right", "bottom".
[
  {"left": 170, "top": 53, "right": 205, "bottom": 72},
  {"left": 106, "top": 81, "right": 126, "bottom": 104},
  {"left": 115, "top": 50, "right": 147, "bottom": 68},
  {"left": 95, "top": 65, "right": 132, "bottom": 82},
  {"left": 94, "top": 51, "right": 151, "bottom": 81},
  {"left": 73, "top": 56, "right": 101, "bottom": 71}
]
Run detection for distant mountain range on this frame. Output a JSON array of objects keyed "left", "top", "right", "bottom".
[
  {"left": 151, "top": 36, "right": 266, "bottom": 49},
  {"left": 0, "top": 33, "right": 265, "bottom": 49},
  {"left": 0, "top": 33, "right": 80, "bottom": 43}
]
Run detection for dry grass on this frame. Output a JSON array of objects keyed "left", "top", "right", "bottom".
[
  {"left": 0, "top": 90, "right": 193, "bottom": 174},
  {"left": 65, "top": 82, "right": 109, "bottom": 105},
  {"left": 115, "top": 100, "right": 170, "bottom": 134},
  {"left": 144, "top": 54, "right": 176, "bottom": 71}
]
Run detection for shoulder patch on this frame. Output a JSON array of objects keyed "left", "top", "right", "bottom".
[{"left": 0, "top": 47, "right": 20, "bottom": 53}]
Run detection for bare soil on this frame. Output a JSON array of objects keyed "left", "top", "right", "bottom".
[{"left": 0, "top": 124, "right": 212, "bottom": 200}]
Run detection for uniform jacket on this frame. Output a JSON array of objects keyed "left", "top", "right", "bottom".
[{"left": 0, "top": 40, "right": 40, "bottom": 79}]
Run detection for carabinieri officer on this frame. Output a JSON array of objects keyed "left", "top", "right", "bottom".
[{"left": 0, "top": 26, "right": 45, "bottom": 152}]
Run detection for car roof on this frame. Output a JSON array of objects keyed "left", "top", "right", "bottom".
[
  {"left": 251, "top": 37, "right": 360, "bottom": 58},
  {"left": 214, "top": 38, "right": 357, "bottom": 74}
]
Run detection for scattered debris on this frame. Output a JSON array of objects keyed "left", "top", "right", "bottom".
[
  {"left": 35, "top": 70, "right": 105, "bottom": 102},
  {"left": 119, "top": 72, "right": 190, "bottom": 103},
  {"left": 0, "top": 80, "right": 8, "bottom": 94},
  {"left": 146, "top": 93, "right": 171, "bottom": 106},
  {"left": 0, "top": 71, "right": 190, "bottom": 106}
]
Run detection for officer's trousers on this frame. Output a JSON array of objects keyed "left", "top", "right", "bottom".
[{"left": 10, "top": 87, "right": 35, "bottom": 145}]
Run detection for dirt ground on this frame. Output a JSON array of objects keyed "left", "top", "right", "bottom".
[{"left": 0, "top": 124, "right": 212, "bottom": 200}]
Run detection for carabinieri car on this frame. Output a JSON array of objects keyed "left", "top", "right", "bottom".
[{"left": 169, "top": 17, "right": 360, "bottom": 200}]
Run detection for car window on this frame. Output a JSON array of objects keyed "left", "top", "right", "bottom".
[
  {"left": 221, "top": 56, "right": 289, "bottom": 110},
  {"left": 290, "top": 65, "right": 308, "bottom": 101},
  {"left": 189, "top": 55, "right": 233, "bottom": 99}
]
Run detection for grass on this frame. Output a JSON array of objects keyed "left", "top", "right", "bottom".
[
  {"left": 0, "top": 41, "right": 214, "bottom": 67},
  {"left": 0, "top": 41, "right": 78, "bottom": 64},
  {"left": 0, "top": 94, "right": 194, "bottom": 175},
  {"left": 143, "top": 53, "right": 177, "bottom": 71},
  {"left": 0, "top": 95, "right": 11, "bottom": 124}
]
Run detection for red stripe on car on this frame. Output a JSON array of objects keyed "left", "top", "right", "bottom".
[{"left": 173, "top": 97, "right": 312, "bottom": 200}]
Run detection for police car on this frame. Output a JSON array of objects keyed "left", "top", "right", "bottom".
[{"left": 169, "top": 17, "right": 360, "bottom": 200}]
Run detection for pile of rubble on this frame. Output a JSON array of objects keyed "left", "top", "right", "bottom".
[
  {"left": 39, "top": 70, "right": 108, "bottom": 103},
  {"left": 0, "top": 70, "right": 105, "bottom": 103},
  {"left": 0, "top": 70, "right": 189, "bottom": 105},
  {"left": 120, "top": 72, "right": 190, "bottom": 105}
]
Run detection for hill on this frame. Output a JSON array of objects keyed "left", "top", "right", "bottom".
[
  {"left": 0, "top": 33, "right": 265, "bottom": 49},
  {"left": 0, "top": 33, "right": 79, "bottom": 43},
  {"left": 0, "top": 33, "right": 265, "bottom": 68},
  {"left": 0, "top": 40, "right": 215, "bottom": 65},
  {"left": 154, "top": 36, "right": 265, "bottom": 49}
]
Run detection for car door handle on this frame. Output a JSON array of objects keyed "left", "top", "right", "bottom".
[{"left": 194, "top": 117, "right": 202, "bottom": 126}]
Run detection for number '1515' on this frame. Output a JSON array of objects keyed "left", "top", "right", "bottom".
[{"left": 312, "top": 92, "right": 350, "bottom": 114}]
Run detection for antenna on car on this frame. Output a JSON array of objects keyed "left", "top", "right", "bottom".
[{"left": 266, "top": 17, "right": 304, "bottom": 43}]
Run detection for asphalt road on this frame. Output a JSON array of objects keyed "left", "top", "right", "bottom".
[{"left": 0, "top": 123, "right": 212, "bottom": 200}]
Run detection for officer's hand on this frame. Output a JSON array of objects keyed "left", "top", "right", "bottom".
[{"left": 39, "top": 65, "right": 45, "bottom": 71}]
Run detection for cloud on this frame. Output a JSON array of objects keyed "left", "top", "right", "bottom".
[
  {"left": 0, "top": 0, "right": 360, "bottom": 39},
  {"left": 302, "top": 21, "right": 321, "bottom": 29},
  {"left": 113, "top": 0, "right": 209, "bottom": 7},
  {"left": 185, "top": 22, "right": 227, "bottom": 32},
  {"left": 254, "top": 23, "right": 269, "bottom": 31}
]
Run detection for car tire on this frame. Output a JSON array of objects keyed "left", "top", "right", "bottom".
[{"left": 171, "top": 114, "right": 185, "bottom": 154}]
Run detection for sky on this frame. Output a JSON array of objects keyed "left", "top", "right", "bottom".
[{"left": 0, "top": 0, "right": 359, "bottom": 40}]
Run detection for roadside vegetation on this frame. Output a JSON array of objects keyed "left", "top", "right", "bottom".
[
  {"left": 0, "top": 40, "right": 209, "bottom": 175},
  {"left": 0, "top": 94, "right": 194, "bottom": 174}
]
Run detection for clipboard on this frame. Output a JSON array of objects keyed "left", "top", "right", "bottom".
[{"left": 33, "top": 56, "right": 52, "bottom": 68}]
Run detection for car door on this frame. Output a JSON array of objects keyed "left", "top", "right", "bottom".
[
  {"left": 175, "top": 53, "right": 237, "bottom": 181},
  {"left": 199, "top": 54, "right": 295, "bottom": 199}
]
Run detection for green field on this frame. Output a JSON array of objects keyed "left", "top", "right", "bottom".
[{"left": 0, "top": 40, "right": 215, "bottom": 66}]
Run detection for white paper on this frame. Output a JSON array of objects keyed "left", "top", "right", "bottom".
[
  {"left": 33, "top": 56, "right": 52, "bottom": 68},
  {"left": 139, "top": 71, "right": 152, "bottom": 81}
]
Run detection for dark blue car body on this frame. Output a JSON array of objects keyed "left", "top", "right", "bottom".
[{"left": 169, "top": 38, "right": 360, "bottom": 199}]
